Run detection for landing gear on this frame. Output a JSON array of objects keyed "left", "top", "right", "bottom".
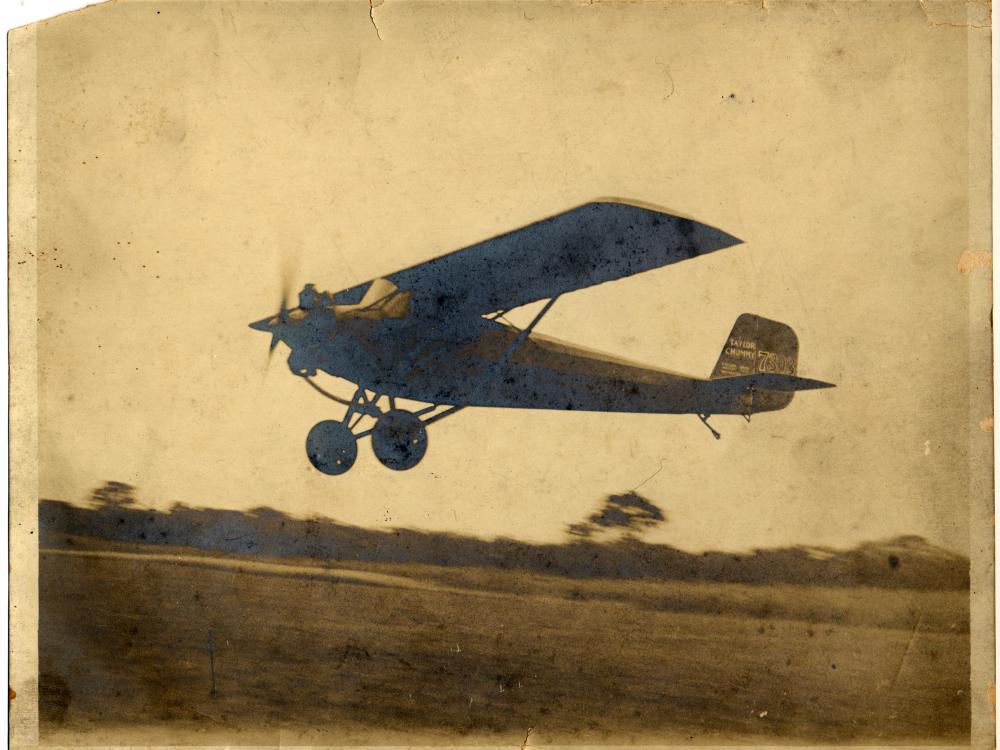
[
  {"left": 305, "top": 420, "right": 358, "bottom": 475},
  {"left": 301, "top": 380, "right": 462, "bottom": 475},
  {"left": 372, "top": 409, "right": 428, "bottom": 471}
]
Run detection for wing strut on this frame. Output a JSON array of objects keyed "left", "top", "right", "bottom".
[{"left": 498, "top": 296, "right": 560, "bottom": 366}]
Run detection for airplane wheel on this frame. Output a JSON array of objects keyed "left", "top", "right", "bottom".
[
  {"left": 372, "top": 409, "right": 428, "bottom": 471},
  {"left": 306, "top": 420, "right": 357, "bottom": 475}
]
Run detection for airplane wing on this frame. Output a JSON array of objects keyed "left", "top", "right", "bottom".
[{"left": 333, "top": 201, "right": 741, "bottom": 320}]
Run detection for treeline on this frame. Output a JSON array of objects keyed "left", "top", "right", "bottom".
[{"left": 39, "top": 490, "right": 968, "bottom": 591}]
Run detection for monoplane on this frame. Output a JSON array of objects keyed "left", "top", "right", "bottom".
[{"left": 250, "top": 201, "right": 834, "bottom": 474}]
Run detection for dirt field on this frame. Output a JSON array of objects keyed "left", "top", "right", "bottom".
[{"left": 39, "top": 545, "right": 970, "bottom": 745}]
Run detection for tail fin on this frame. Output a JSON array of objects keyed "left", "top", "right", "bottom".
[
  {"left": 706, "top": 314, "right": 833, "bottom": 416},
  {"left": 711, "top": 313, "right": 798, "bottom": 380}
]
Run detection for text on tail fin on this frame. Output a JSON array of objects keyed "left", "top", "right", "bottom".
[{"left": 711, "top": 313, "right": 799, "bottom": 379}]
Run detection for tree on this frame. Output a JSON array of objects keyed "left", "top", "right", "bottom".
[
  {"left": 88, "top": 481, "right": 138, "bottom": 509},
  {"left": 567, "top": 491, "right": 667, "bottom": 539}
]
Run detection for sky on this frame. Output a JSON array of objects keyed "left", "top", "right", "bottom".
[{"left": 25, "top": 0, "right": 991, "bottom": 555}]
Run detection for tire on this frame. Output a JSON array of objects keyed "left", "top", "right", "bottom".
[
  {"left": 371, "top": 409, "right": 428, "bottom": 471},
  {"left": 306, "top": 420, "right": 358, "bottom": 475}
]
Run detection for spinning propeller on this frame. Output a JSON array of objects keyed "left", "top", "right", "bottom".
[
  {"left": 249, "top": 261, "right": 298, "bottom": 366},
  {"left": 269, "top": 269, "right": 294, "bottom": 358},
  {"left": 251, "top": 272, "right": 412, "bottom": 367}
]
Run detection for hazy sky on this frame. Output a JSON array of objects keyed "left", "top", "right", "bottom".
[{"left": 30, "top": 0, "right": 990, "bottom": 554}]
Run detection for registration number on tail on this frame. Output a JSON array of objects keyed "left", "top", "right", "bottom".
[{"left": 756, "top": 350, "right": 796, "bottom": 375}]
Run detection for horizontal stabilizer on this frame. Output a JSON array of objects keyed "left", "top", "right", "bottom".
[{"left": 711, "top": 373, "right": 835, "bottom": 392}]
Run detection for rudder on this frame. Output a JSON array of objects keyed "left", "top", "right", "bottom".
[{"left": 711, "top": 314, "right": 798, "bottom": 380}]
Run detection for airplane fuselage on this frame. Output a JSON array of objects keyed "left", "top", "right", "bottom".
[{"left": 281, "top": 310, "right": 791, "bottom": 416}]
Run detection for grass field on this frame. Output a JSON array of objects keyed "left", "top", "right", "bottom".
[{"left": 39, "top": 543, "right": 970, "bottom": 745}]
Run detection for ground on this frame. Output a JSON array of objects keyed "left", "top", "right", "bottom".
[{"left": 39, "top": 542, "right": 970, "bottom": 745}]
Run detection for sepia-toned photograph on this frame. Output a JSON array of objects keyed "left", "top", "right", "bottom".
[{"left": 8, "top": 0, "right": 994, "bottom": 747}]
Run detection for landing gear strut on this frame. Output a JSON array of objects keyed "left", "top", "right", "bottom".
[{"left": 301, "top": 381, "right": 461, "bottom": 474}]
